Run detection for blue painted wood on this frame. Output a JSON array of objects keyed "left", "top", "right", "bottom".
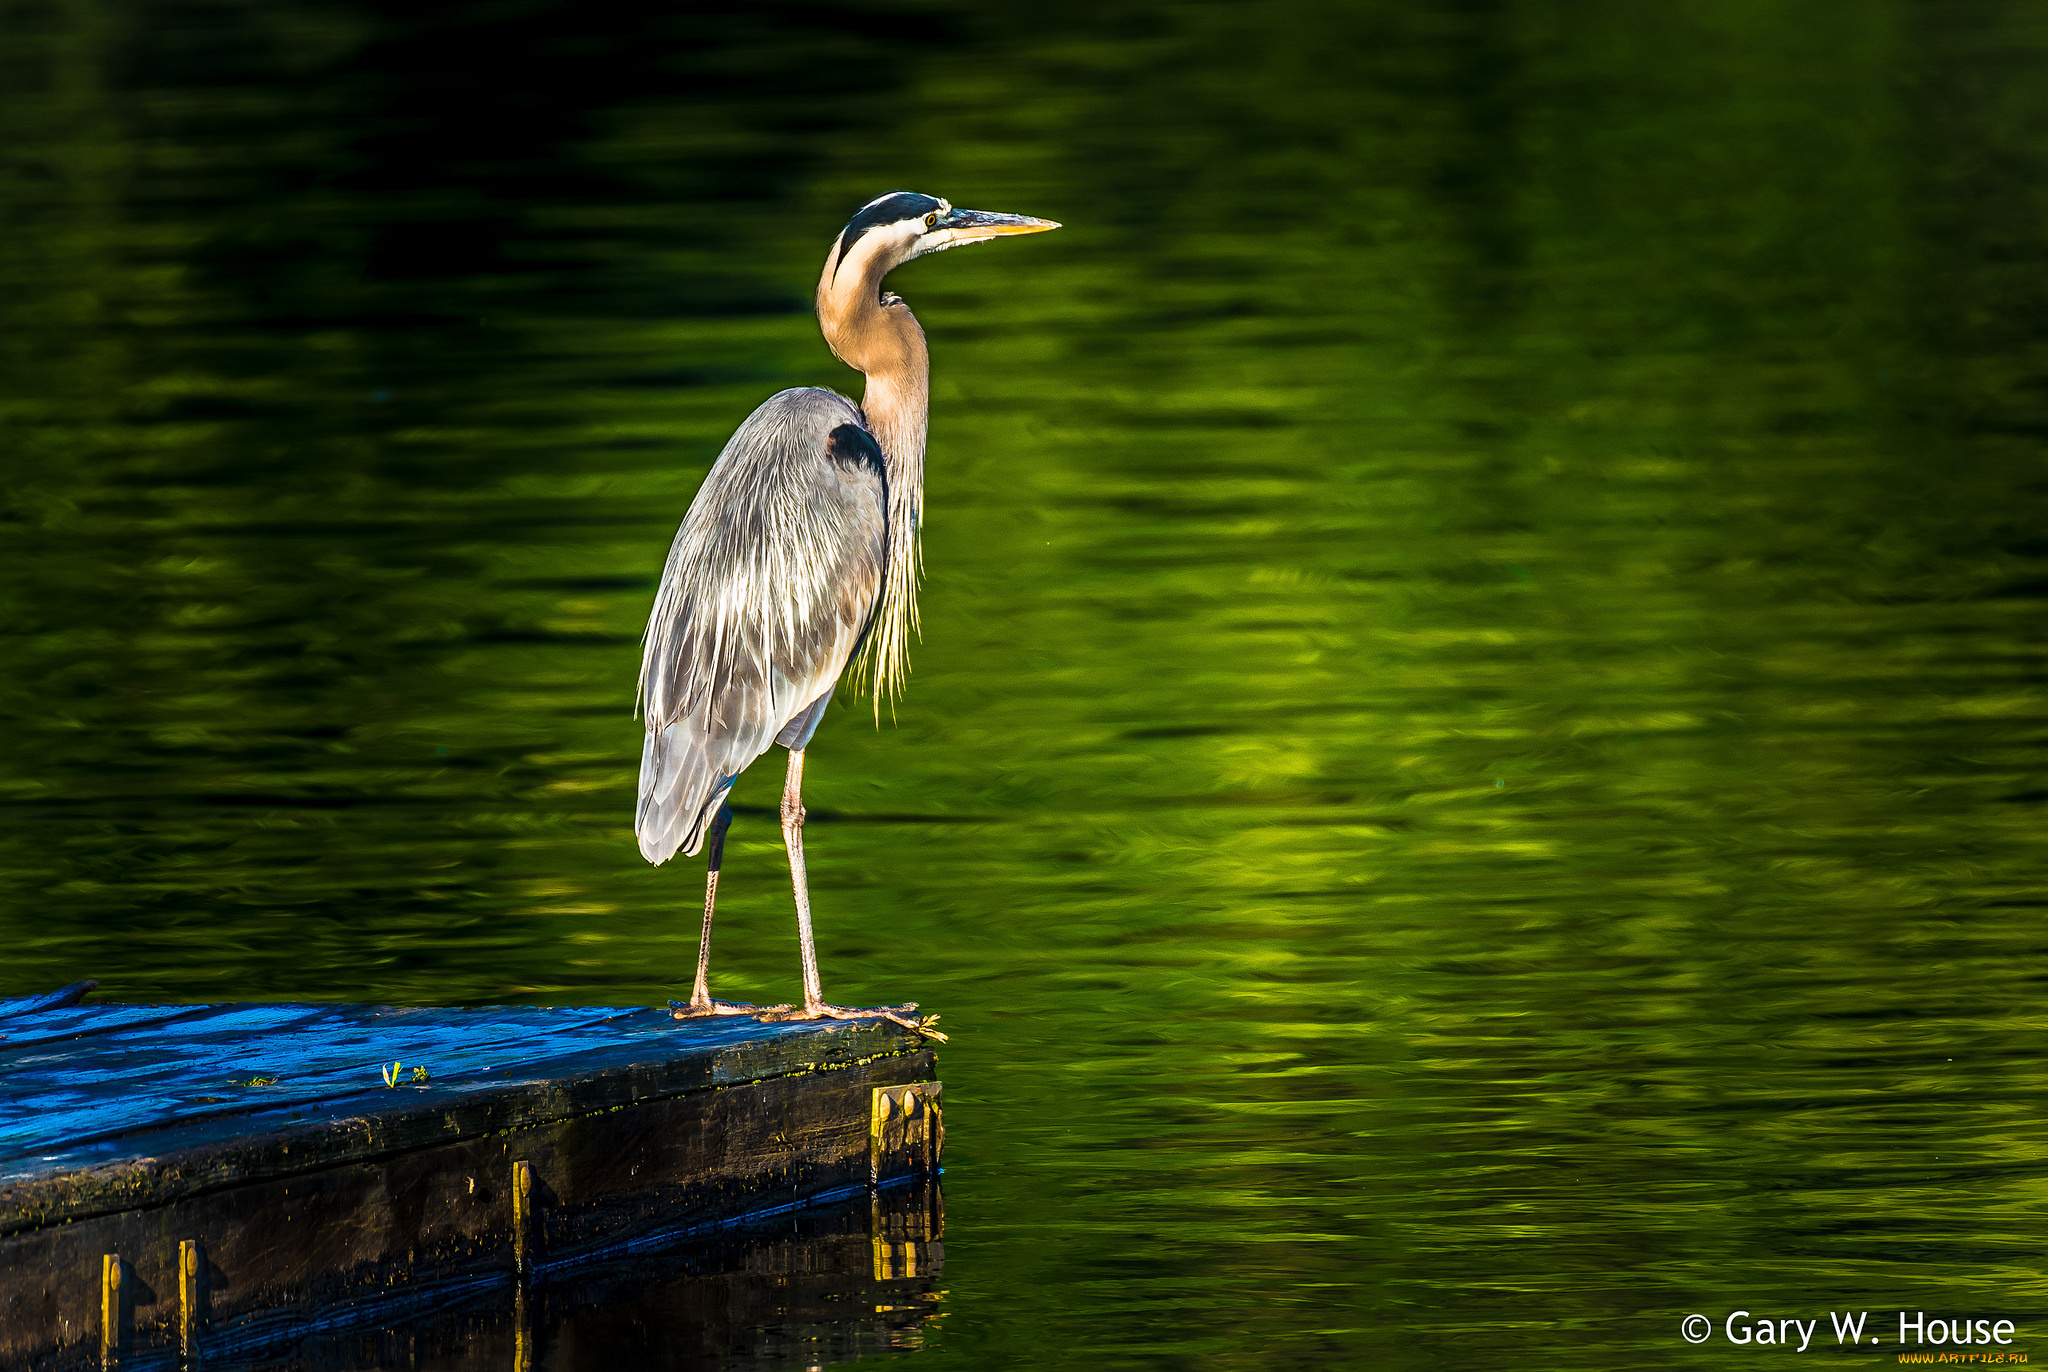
[
  {"left": 0, "top": 996, "right": 912, "bottom": 1212},
  {"left": 0, "top": 980, "right": 97, "bottom": 1019},
  {"left": 0, "top": 992, "right": 942, "bottom": 1370}
]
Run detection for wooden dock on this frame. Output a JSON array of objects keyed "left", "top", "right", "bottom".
[{"left": 0, "top": 983, "right": 943, "bottom": 1368}]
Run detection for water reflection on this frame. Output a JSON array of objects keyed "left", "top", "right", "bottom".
[
  {"left": 290, "top": 1183, "right": 944, "bottom": 1371},
  {"left": 3, "top": 0, "right": 2047, "bottom": 1366}
]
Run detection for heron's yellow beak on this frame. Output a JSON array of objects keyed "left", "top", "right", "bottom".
[{"left": 941, "top": 209, "right": 1061, "bottom": 242}]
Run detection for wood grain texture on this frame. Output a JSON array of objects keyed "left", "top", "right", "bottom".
[{"left": 1, "top": 1003, "right": 922, "bottom": 1230}]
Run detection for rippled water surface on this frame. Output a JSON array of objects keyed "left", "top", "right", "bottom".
[{"left": 5, "top": 0, "right": 2048, "bottom": 1366}]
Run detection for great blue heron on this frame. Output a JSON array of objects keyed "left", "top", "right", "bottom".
[{"left": 636, "top": 191, "right": 1058, "bottom": 1033}]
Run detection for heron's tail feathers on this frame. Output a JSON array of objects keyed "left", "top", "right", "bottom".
[{"left": 635, "top": 723, "right": 736, "bottom": 865}]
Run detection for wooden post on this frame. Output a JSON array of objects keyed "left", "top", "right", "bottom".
[
  {"left": 0, "top": 1007, "right": 935, "bottom": 1364},
  {"left": 869, "top": 1082, "right": 943, "bottom": 1186},
  {"left": 98, "top": 1253, "right": 125, "bottom": 1367},
  {"left": 178, "top": 1239, "right": 204, "bottom": 1363},
  {"left": 511, "top": 1159, "right": 535, "bottom": 1276}
]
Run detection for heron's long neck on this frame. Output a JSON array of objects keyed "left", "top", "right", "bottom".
[
  {"left": 856, "top": 324, "right": 928, "bottom": 500},
  {"left": 817, "top": 253, "right": 929, "bottom": 701}
]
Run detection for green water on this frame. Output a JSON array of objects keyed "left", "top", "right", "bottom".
[{"left": 5, "top": 0, "right": 2048, "bottom": 1365}]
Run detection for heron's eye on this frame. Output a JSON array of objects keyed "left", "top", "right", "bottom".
[{"left": 924, "top": 213, "right": 938, "bottom": 229}]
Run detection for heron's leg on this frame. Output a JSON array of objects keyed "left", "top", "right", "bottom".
[
  {"left": 781, "top": 749, "right": 825, "bottom": 1012},
  {"left": 672, "top": 802, "right": 790, "bottom": 1020},
  {"left": 764, "top": 750, "right": 946, "bottom": 1040},
  {"left": 686, "top": 801, "right": 733, "bottom": 1009}
]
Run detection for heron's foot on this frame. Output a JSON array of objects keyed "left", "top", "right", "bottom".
[
  {"left": 757, "top": 1001, "right": 947, "bottom": 1041},
  {"left": 669, "top": 998, "right": 795, "bottom": 1021}
]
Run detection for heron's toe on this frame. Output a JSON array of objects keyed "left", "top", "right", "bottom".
[
  {"left": 767, "top": 1003, "right": 945, "bottom": 1040},
  {"left": 669, "top": 998, "right": 791, "bottom": 1020}
]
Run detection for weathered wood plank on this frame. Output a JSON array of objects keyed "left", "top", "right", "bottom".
[
  {"left": 0, "top": 995, "right": 945, "bottom": 1368},
  {"left": 5, "top": 1004, "right": 661, "bottom": 1161},
  {"left": 1, "top": 1005, "right": 925, "bottom": 1232},
  {"left": 1, "top": 1049, "right": 938, "bottom": 1368},
  {"left": 0, "top": 981, "right": 97, "bottom": 1020}
]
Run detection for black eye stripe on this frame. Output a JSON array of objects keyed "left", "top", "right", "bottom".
[{"left": 834, "top": 192, "right": 945, "bottom": 271}]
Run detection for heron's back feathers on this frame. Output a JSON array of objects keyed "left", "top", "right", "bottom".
[{"left": 635, "top": 388, "right": 889, "bottom": 864}]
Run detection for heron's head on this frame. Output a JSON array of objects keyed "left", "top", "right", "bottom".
[{"left": 826, "top": 191, "right": 1059, "bottom": 291}]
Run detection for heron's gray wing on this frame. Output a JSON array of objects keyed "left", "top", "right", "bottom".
[{"left": 635, "top": 388, "right": 888, "bottom": 865}]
